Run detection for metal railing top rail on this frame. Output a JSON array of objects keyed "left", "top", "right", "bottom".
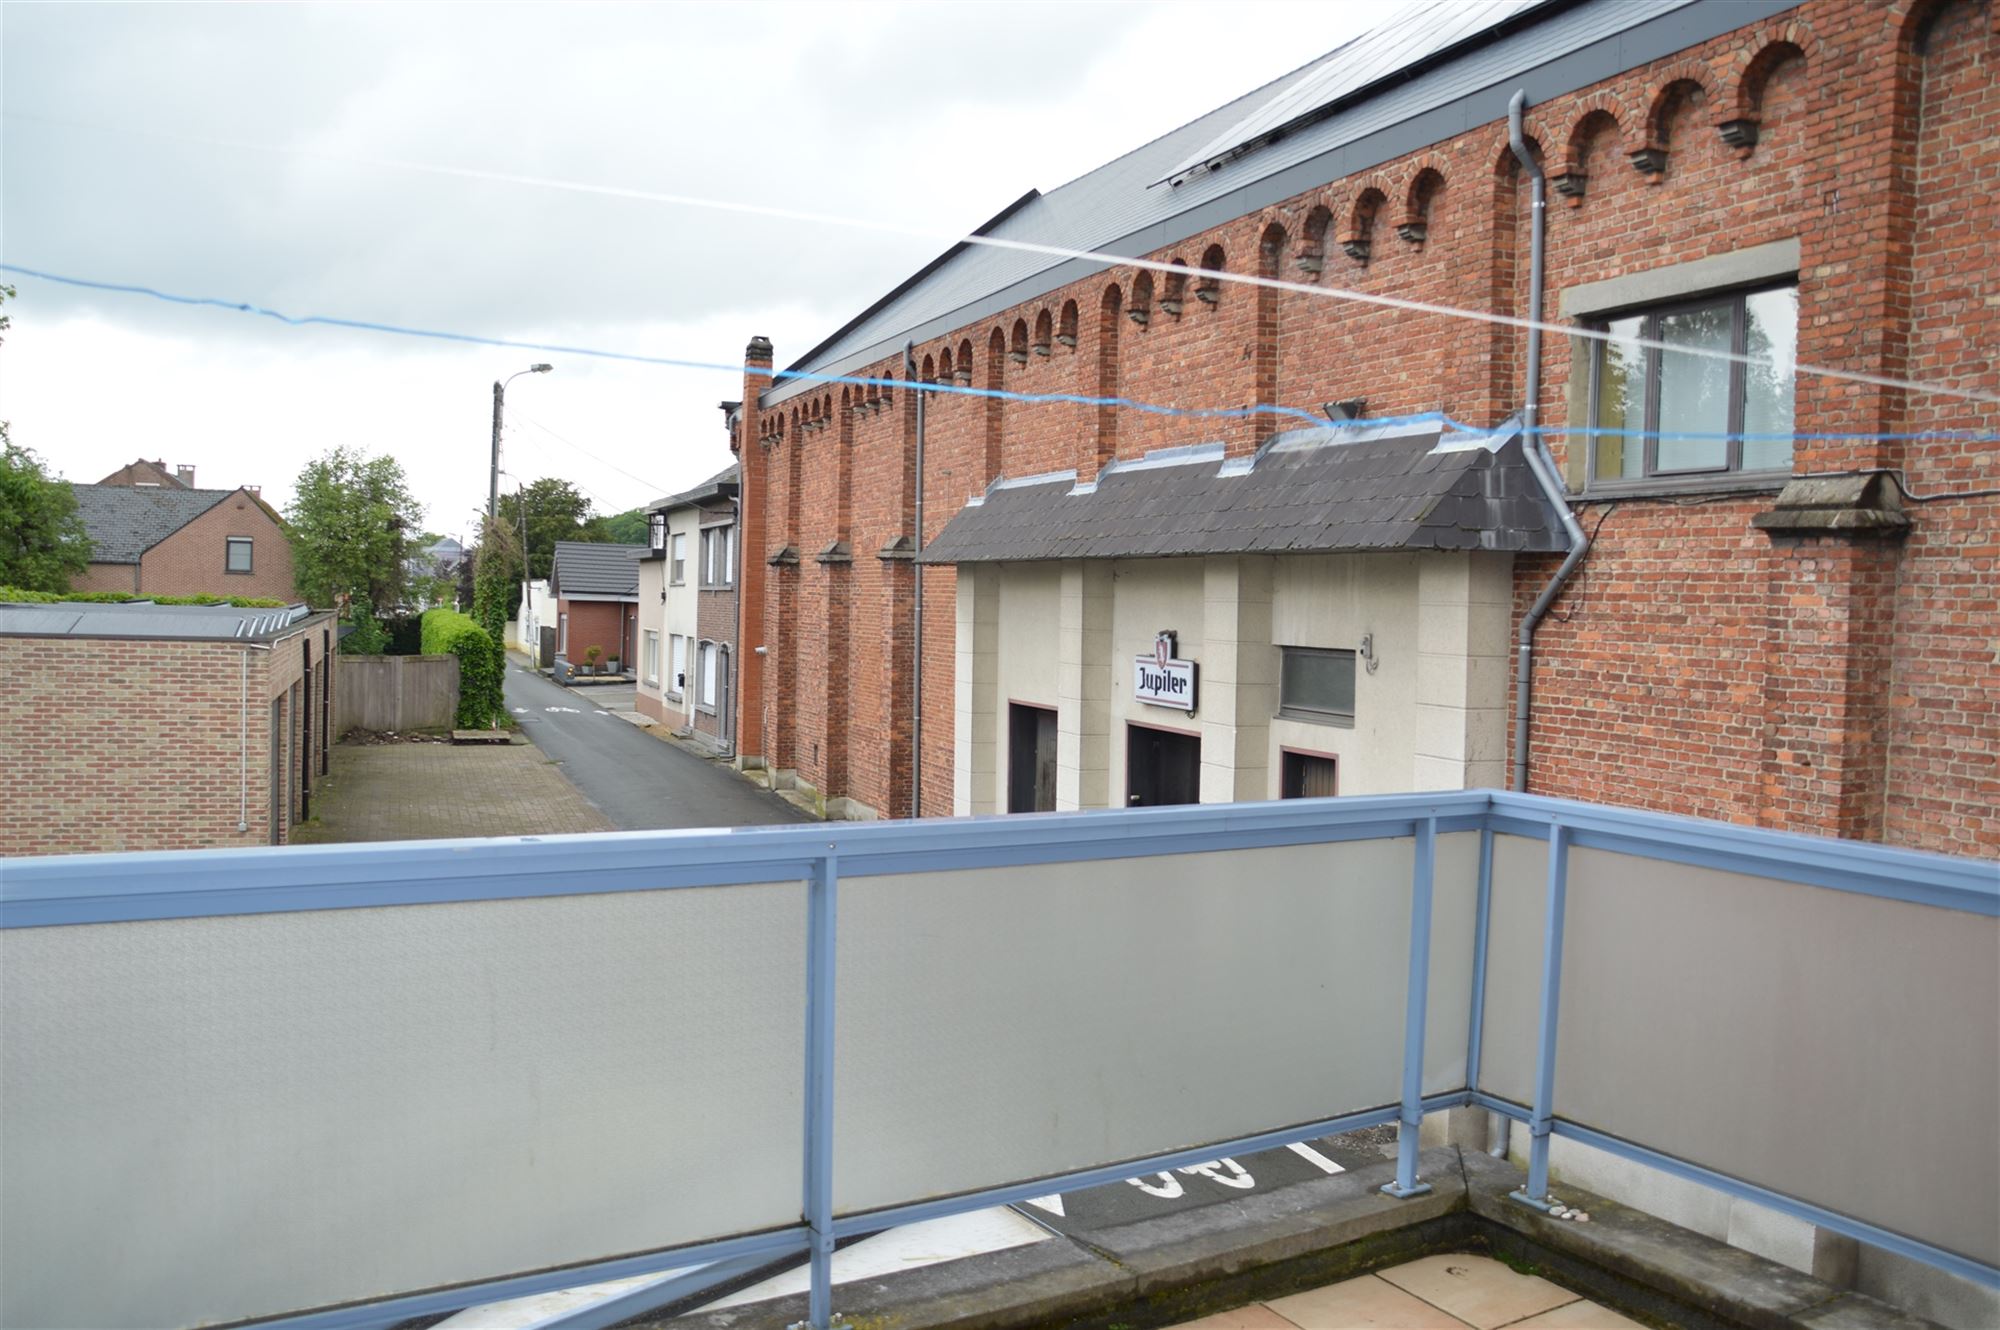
[{"left": 2, "top": 789, "right": 1991, "bottom": 930}]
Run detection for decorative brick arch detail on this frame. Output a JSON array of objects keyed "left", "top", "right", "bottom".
[
  {"left": 956, "top": 337, "right": 974, "bottom": 385},
  {"left": 1718, "top": 18, "right": 1820, "bottom": 152},
  {"left": 1392, "top": 156, "right": 1449, "bottom": 245},
  {"left": 1299, "top": 203, "right": 1335, "bottom": 276},
  {"left": 1032, "top": 308, "right": 1053, "bottom": 354},
  {"left": 1552, "top": 99, "right": 1624, "bottom": 205},
  {"left": 1891, "top": 0, "right": 1996, "bottom": 52},
  {"left": 1337, "top": 183, "right": 1389, "bottom": 265},
  {"left": 1629, "top": 59, "right": 1717, "bottom": 179}
]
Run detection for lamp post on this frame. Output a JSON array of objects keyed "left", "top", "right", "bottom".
[{"left": 490, "top": 364, "right": 552, "bottom": 523}]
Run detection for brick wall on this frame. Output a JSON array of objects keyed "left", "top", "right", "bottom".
[
  {"left": 0, "top": 617, "right": 334, "bottom": 856},
  {"left": 139, "top": 490, "right": 298, "bottom": 601},
  {"left": 736, "top": 0, "right": 1997, "bottom": 850},
  {"left": 694, "top": 498, "right": 738, "bottom": 746},
  {"left": 558, "top": 599, "right": 632, "bottom": 670},
  {"left": 74, "top": 562, "right": 140, "bottom": 593}
]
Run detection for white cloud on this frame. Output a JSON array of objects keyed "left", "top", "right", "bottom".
[{"left": 1, "top": 0, "right": 1388, "bottom": 524}]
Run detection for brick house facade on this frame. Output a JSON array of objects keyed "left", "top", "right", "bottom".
[
  {"left": 548, "top": 541, "right": 643, "bottom": 674},
  {"left": 0, "top": 604, "right": 335, "bottom": 855},
  {"left": 70, "top": 483, "right": 298, "bottom": 601},
  {"left": 730, "top": 0, "right": 1997, "bottom": 854}
]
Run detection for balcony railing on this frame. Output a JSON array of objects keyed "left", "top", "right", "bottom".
[{"left": 1, "top": 791, "right": 1994, "bottom": 1330}]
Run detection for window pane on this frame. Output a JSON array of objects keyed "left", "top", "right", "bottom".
[
  {"left": 1654, "top": 302, "right": 1733, "bottom": 472},
  {"left": 1593, "top": 316, "right": 1646, "bottom": 480},
  {"left": 226, "top": 539, "right": 252, "bottom": 572},
  {"left": 1281, "top": 649, "right": 1354, "bottom": 718},
  {"left": 1741, "top": 286, "right": 1797, "bottom": 472}
]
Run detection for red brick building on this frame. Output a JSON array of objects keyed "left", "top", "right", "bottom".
[
  {"left": 731, "top": 0, "right": 1996, "bottom": 855},
  {"left": 0, "top": 600, "right": 335, "bottom": 854},
  {"left": 69, "top": 481, "right": 297, "bottom": 601},
  {"left": 548, "top": 540, "right": 642, "bottom": 675}
]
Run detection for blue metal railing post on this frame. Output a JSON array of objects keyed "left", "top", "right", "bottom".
[
  {"left": 1383, "top": 816, "right": 1437, "bottom": 1199},
  {"left": 803, "top": 852, "right": 838, "bottom": 1329},
  {"left": 1511, "top": 821, "right": 1569, "bottom": 1210}
]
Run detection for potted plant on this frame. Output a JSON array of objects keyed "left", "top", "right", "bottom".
[{"left": 583, "top": 644, "right": 603, "bottom": 676}]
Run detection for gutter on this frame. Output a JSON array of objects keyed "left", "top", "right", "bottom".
[{"left": 906, "top": 340, "right": 926, "bottom": 819}]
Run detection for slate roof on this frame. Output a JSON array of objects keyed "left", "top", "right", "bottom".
[
  {"left": 0, "top": 600, "right": 318, "bottom": 641},
  {"left": 549, "top": 541, "right": 644, "bottom": 597},
  {"left": 917, "top": 423, "right": 1567, "bottom": 565},
  {"left": 648, "top": 464, "right": 739, "bottom": 514},
  {"left": 767, "top": 0, "right": 1787, "bottom": 407},
  {"left": 69, "top": 484, "right": 234, "bottom": 564}
]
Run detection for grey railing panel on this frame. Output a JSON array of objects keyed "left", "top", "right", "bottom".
[
  {"left": 1422, "top": 830, "right": 1481, "bottom": 1095},
  {"left": 0, "top": 884, "right": 807, "bottom": 1330},
  {"left": 831, "top": 838, "right": 1437, "bottom": 1215},
  {"left": 1551, "top": 846, "right": 2000, "bottom": 1268},
  {"left": 1474, "top": 831, "right": 1547, "bottom": 1105}
]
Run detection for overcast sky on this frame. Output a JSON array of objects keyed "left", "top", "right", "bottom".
[{"left": 2, "top": 1, "right": 1386, "bottom": 542}]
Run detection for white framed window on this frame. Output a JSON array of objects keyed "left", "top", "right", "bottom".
[
  {"left": 225, "top": 537, "right": 254, "bottom": 574},
  {"left": 669, "top": 634, "right": 688, "bottom": 697},
  {"left": 1278, "top": 647, "right": 1356, "bottom": 726},
  {"left": 670, "top": 532, "right": 686, "bottom": 585},
  {"left": 698, "top": 641, "right": 718, "bottom": 709},
  {"left": 1586, "top": 283, "right": 1797, "bottom": 487},
  {"left": 642, "top": 630, "right": 660, "bottom": 685},
  {"left": 721, "top": 525, "right": 734, "bottom": 585}
]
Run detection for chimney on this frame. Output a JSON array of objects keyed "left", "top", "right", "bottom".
[{"left": 176, "top": 465, "right": 196, "bottom": 487}]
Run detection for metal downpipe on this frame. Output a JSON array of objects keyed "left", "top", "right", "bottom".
[
  {"left": 1503, "top": 87, "right": 1588, "bottom": 1156},
  {"left": 906, "top": 341, "right": 926, "bottom": 819}
]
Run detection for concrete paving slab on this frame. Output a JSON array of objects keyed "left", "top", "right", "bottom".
[
  {"left": 1084, "top": 1147, "right": 1468, "bottom": 1296},
  {"left": 1461, "top": 1151, "right": 1947, "bottom": 1330}
]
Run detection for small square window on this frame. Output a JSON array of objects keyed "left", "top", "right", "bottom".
[
  {"left": 670, "top": 532, "right": 686, "bottom": 585},
  {"left": 1587, "top": 283, "right": 1796, "bottom": 488},
  {"left": 226, "top": 538, "right": 254, "bottom": 574},
  {"left": 1278, "top": 647, "right": 1355, "bottom": 725}
]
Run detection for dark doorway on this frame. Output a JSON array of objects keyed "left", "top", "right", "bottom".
[
  {"left": 1007, "top": 704, "right": 1058, "bottom": 813},
  {"left": 1281, "top": 750, "right": 1339, "bottom": 799},
  {"left": 1126, "top": 724, "right": 1200, "bottom": 807}
]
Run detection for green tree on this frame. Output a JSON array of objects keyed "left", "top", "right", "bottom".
[
  {"left": 287, "top": 446, "right": 423, "bottom": 612},
  {"left": 600, "top": 507, "right": 648, "bottom": 545},
  {"left": 0, "top": 443, "right": 93, "bottom": 592},
  {"left": 496, "top": 477, "right": 611, "bottom": 583}
]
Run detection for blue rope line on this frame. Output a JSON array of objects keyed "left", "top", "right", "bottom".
[{"left": 7, "top": 262, "right": 1996, "bottom": 446}]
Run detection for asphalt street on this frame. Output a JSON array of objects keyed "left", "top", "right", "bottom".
[{"left": 503, "top": 661, "right": 807, "bottom": 831}]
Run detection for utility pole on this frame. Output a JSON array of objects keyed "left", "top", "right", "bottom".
[{"left": 491, "top": 364, "right": 553, "bottom": 524}]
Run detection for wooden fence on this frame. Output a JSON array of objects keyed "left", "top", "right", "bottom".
[{"left": 334, "top": 654, "right": 461, "bottom": 735}]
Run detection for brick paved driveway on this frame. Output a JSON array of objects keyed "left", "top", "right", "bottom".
[{"left": 293, "top": 741, "right": 612, "bottom": 844}]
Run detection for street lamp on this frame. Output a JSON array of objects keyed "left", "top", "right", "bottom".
[{"left": 490, "top": 364, "right": 552, "bottom": 523}]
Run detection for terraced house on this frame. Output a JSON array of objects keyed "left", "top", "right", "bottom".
[{"left": 727, "top": 0, "right": 1997, "bottom": 854}]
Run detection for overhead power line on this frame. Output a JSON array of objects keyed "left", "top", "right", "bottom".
[{"left": 8, "top": 112, "right": 2000, "bottom": 408}]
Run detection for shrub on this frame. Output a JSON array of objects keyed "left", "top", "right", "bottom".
[
  {"left": 339, "top": 605, "right": 390, "bottom": 655},
  {"left": 421, "top": 607, "right": 504, "bottom": 728},
  {"left": 0, "top": 587, "right": 290, "bottom": 608}
]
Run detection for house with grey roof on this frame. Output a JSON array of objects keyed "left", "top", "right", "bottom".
[
  {"left": 547, "top": 540, "right": 644, "bottom": 677},
  {"left": 69, "top": 481, "right": 298, "bottom": 602},
  {"left": 635, "top": 463, "right": 739, "bottom": 752}
]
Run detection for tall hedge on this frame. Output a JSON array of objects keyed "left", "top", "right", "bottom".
[
  {"left": 0, "top": 587, "right": 289, "bottom": 608},
  {"left": 421, "top": 607, "right": 503, "bottom": 729}
]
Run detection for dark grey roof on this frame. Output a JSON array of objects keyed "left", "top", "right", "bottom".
[
  {"left": 769, "top": 0, "right": 1797, "bottom": 407},
  {"left": 0, "top": 600, "right": 318, "bottom": 641},
  {"left": 549, "top": 541, "right": 644, "bottom": 597},
  {"left": 69, "top": 484, "right": 234, "bottom": 563},
  {"left": 648, "top": 464, "right": 739, "bottom": 514},
  {"left": 918, "top": 423, "right": 1567, "bottom": 565}
]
